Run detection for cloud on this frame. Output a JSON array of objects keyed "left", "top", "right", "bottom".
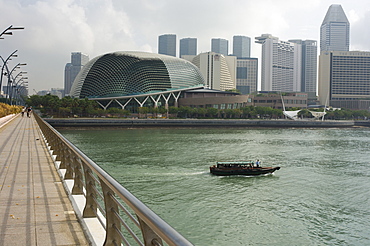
[{"left": 1, "top": 0, "right": 370, "bottom": 93}]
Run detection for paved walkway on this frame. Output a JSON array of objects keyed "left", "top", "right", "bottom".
[{"left": 0, "top": 114, "right": 89, "bottom": 246}]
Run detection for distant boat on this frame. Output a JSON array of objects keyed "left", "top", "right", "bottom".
[{"left": 210, "top": 161, "right": 280, "bottom": 176}]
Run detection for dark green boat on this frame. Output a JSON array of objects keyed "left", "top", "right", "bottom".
[{"left": 210, "top": 161, "right": 280, "bottom": 176}]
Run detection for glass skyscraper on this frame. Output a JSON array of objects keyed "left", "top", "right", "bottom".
[
  {"left": 233, "top": 36, "right": 251, "bottom": 58},
  {"left": 64, "top": 52, "right": 89, "bottom": 97},
  {"left": 158, "top": 34, "right": 177, "bottom": 57},
  {"left": 320, "top": 4, "right": 350, "bottom": 52},
  {"left": 180, "top": 38, "right": 197, "bottom": 58},
  {"left": 211, "top": 38, "right": 229, "bottom": 56}
]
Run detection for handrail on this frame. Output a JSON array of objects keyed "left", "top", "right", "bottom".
[{"left": 34, "top": 113, "right": 193, "bottom": 246}]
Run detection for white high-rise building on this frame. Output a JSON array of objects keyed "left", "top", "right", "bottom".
[
  {"left": 188, "top": 52, "right": 236, "bottom": 91},
  {"left": 255, "top": 34, "right": 302, "bottom": 92},
  {"left": 320, "top": 4, "right": 350, "bottom": 52},
  {"left": 289, "top": 39, "right": 317, "bottom": 94}
]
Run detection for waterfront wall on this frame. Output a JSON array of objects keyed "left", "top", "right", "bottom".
[{"left": 44, "top": 118, "right": 359, "bottom": 128}]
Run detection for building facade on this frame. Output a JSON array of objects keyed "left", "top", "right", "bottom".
[
  {"left": 190, "top": 52, "right": 236, "bottom": 91},
  {"left": 158, "top": 34, "right": 177, "bottom": 57},
  {"left": 255, "top": 34, "right": 301, "bottom": 92},
  {"left": 233, "top": 35, "right": 251, "bottom": 58},
  {"left": 319, "top": 51, "right": 370, "bottom": 109},
  {"left": 180, "top": 38, "right": 197, "bottom": 58},
  {"left": 179, "top": 90, "right": 308, "bottom": 110},
  {"left": 320, "top": 4, "right": 350, "bottom": 52},
  {"left": 289, "top": 40, "right": 318, "bottom": 94},
  {"left": 211, "top": 38, "right": 229, "bottom": 56},
  {"left": 236, "top": 58, "right": 258, "bottom": 94},
  {"left": 64, "top": 52, "right": 89, "bottom": 97}
]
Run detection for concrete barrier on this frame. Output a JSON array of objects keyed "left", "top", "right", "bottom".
[{"left": 45, "top": 118, "right": 357, "bottom": 128}]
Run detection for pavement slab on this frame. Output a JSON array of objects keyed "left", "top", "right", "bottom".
[{"left": 0, "top": 114, "right": 89, "bottom": 246}]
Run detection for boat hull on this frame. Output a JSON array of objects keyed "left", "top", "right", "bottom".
[{"left": 210, "top": 166, "right": 280, "bottom": 176}]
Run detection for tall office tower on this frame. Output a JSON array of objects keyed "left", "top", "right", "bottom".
[
  {"left": 319, "top": 51, "right": 370, "bottom": 110},
  {"left": 236, "top": 58, "right": 258, "bottom": 94},
  {"left": 320, "top": 4, "right": 350, "bottom": 52},
  {"left": 255, "top": 34, "right": 302, "bottom": 92},
  {"left": 64, "top": 52, "right": 89, "bottom": 97},
  {"left": 180, "top": 38, "right": 197, "bottom": 58},
  {"left": 233, "top": 36, "right": 251, "bottom": 58},
  {"left": 289, "top": 39, "right": 317, "bottom": 94},
  {"left": 191, "top": 52, "right": 236, "bottom": 91},
  {"left": 211, "top": 38, "right": 229, "bottom": 56},
  {"left": 158, "top": 34, "right": 177, "bottom": 57}
]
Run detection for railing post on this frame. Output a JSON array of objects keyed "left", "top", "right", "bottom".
[
  {"left": 82, "top": 165, "right": 98, "bottom": 218},
  {"left": 71, "top": 156, "right": 84, "bottom": 195},
  {"left": 100, "top": 180, "right": 122, "bottom": 246},
  {"left": 137, "top": 217, "right": 163, "bottom": 246},
  {"left": 63, "top": 144, "right": 74, "bottom": 179}
]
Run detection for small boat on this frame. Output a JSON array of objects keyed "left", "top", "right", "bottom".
[{"left": 210, "top": 161, "right": 280, "bottom": 176}]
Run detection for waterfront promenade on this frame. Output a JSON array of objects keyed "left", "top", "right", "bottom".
[{"left": 0, "top": 114, "right": 89, "bottom": 245}]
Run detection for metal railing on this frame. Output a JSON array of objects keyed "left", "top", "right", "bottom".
[{"left": 34, "top": 113, "right": 193, "bottom": 246}]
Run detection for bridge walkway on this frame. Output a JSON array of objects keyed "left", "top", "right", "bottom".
[{"left": 0, "top": 114, "right": 89, "bottom": 246}]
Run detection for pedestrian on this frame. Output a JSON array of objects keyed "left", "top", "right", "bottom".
[
  {"left": 21, "top": 107, "right": 26, "bottom": 117},
  {"left": 255, "top": 159, "right": 261, "bottom": 167},
  {"left": 27, "top": 107, "right": 32, "bottom": 118}
]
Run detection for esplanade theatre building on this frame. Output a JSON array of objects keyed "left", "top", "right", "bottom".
[{"left": 69, "top": 51, "right": 205, "bottom": 110}]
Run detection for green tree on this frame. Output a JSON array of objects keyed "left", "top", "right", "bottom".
[
  {"left": 168, "top": 106, "right": 179, "bottom": 118},
  {"left": 206, "top": 107, "right": 219, "bottom": 118}
]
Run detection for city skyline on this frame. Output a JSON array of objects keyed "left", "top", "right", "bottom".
[{"left": 1, "top": 0, "right": 370, "bottom": 94}]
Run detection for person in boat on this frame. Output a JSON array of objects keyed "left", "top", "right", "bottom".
[{"left": 255, "top": 160, "right": 261, "bottom": 167}]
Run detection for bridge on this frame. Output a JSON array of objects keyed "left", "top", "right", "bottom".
[{"left": 0, "top": 114, "right": 193, "bottom": 246}]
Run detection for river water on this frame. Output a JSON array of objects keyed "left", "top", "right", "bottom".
[{"left": 58, "top": 127, "right": 370, "bottom": 246}]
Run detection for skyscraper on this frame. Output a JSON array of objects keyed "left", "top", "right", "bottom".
[
  {"left": 319, "top": 51, "right": 370, "bottom": 110},
  {"left": 211, "top": 38, "right": 229, "bottom": 56},
  {"left": 158, "top": 34, "right": 177, "bottom": 57},
  {"left": 233, "top": 36, "right": 251, "bottom": 58},
  {"left": 191, "top": 52, "right": 236, "bottom": 91},
  {"left": 236, "top": 58, "right": 258, "bottom": 94},
  {"left": 64, "top": 52, "right": 89, "bottom": 97},
  {"left": 255, "top": 34, "right": 301, "bottom": 92},
  {"left": 180, "top": 38, "right": 197, "bottom": 58},
  {"left": 320, "top": 4, "right": 350, "bottom": 52},
  {"left": 289, "top": 39, "right": 317, "bottom": 94}
]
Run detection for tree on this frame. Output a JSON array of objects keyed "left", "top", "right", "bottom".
[
  {"left": 206, "top": 107, "right": 219, "bottom": 118},
  {"left": 138, "top": 107, "right": 149, "bottom": 118},
  {"left": 298, "top": 109, "right": 312, "bottom": 119},
  {"left": 168, "top": 106, "right": 179, "bottom": 118}
]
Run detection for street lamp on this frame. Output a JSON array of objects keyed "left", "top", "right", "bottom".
[
  {"left": 0, "top": 50, "right": 18, "bottom": 91},
  {"left": 5, "top": 62, "right": 27, "bottom": 103},
  {"left": 0, "top": 25, "right": 25, "bottom": 39},
  {"left": 12, "top": 78, "right": 28, "bottom": 105}
]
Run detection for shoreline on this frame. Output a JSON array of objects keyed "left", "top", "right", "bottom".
[{"left": 43, "top": 118, "right": 369, "bottom": 128}]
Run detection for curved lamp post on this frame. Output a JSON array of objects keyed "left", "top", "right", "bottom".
[
  {"left": 0, "top": 50, "right": 18, "bottom": 92},
  {"left": 0, "top": 25, "right": 25, "bottom": 39},
  {"left": 13, "top": 79, "right": 28, "bottom": 105},
  {"left": 5, "top": 63, "right": 27, "bottom": 104}
]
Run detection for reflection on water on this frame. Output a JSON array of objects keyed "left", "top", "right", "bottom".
[{"left": 59, "top": 127, "right": 370, "bottom": 245}]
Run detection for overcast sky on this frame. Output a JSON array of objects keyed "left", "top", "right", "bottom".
[{"left": 1, "top": 0, "right": 370, "bottom": 94}]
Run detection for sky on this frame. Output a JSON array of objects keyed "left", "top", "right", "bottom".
[{"left": 1, "top": 0, "right": 370, "bottom": 94}]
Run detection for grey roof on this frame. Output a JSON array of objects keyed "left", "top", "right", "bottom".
[{"left": 322, "top": 4, "right": 349, "bottom": 24}]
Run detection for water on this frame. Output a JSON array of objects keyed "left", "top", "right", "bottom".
[{"left": 59, "top": 127, "right": 370, "bottom": 246}]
